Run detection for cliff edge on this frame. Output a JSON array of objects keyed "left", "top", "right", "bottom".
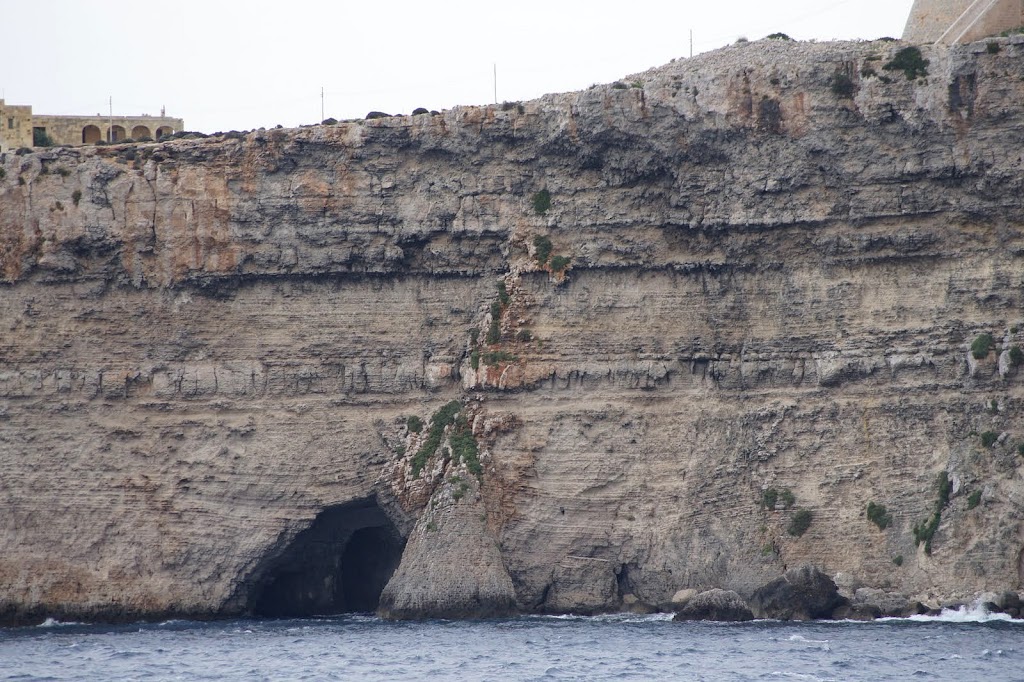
[{"left": 2, "top": 37, "right": 1023, "bottom": 624}]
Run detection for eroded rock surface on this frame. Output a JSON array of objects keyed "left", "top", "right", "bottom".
[{"left": 2, "top": 38, "right": 1024, "bottom": 624}]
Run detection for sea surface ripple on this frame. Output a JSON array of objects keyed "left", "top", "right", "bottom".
[{"left": 1, "top": 610, "right": 1022, "bottom": 681}]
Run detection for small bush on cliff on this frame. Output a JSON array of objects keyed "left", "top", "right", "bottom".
[
  {"left": 33, "top": 129, "right": 55, "bottom": 147},
  {"left": 411, "top": 401, "right": 462, "bottom": 477},
  {"left": 487, "top": 302, "right": 502, "bottom": 344},
  {"left": 981, "top": 431, "right": 999, "bottom": 448},
  {"left": 884, "top": 47, "right": 929, "bottom": 80},
  {"left": 967, "top": 490, "right": 982, "bottom": 510},
  {"left": 766, "top": 32, "right": 792, "bottom": 41},
  {"left": 787, "top": 509, "right": 813, "bottom": 537},
  {"left": 532, "top": 189, "right": 552, "bottom": 215},
  {"left": 866, "top": 502, "right": 892, "bottom": 530},
  {"left": 1009, "top": 345, "right": 1023, "bottom": 366},
  {"left": 470, "top": 350, "right": 480, "bottom": 370},
  {"left": 762, "top": 488, "right": 778, "bottom": 510},
  {"left": 987, "top": 42, "right": 1001, "bottom": 55},
  {"left": 550, "top": 255, "right": 571, "bottom": 273},
  {"left": 893, "top": 555, "right": 904, "bottom": 566},
  {"left": 533, "top": 235, "right": 553, "bottom": 265},
  {"left": 1019, "top": 443, "right": 1024, "bottom": 457},
  {"left": 407, "top": 415, "right": 423, "bottom": 433},
  {"left": 971, "top": 333, "right": 994, "bottom": 359},
  {"left": 830, "top": 73, "right": 856, "bottom": 98},
  {"left": 497, "top": 281, "right": 511, "bottom": 306},
  {"left": 71, "top": 190, "right": 82, "bottom": 206},
  {"left": 914, "top": 471, "right": 952, "bottom": 554},
  {"left": 483, "top": 350, "right": 516, "bottom": 366},
  {"left": 762, "top": 487, "right": 795, "bottom": 511},
  {"left": 0, "top": 168, "right": 6, "bottom": 180},
  {"left": 611, "top": 82, "right": 629, "bottom": 90}
]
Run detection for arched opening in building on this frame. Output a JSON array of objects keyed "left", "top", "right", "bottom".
[
  {"left": 249, "top": 498, "right": 405, "bottom": 617},
  {"left": 82, "top": 125, "right": 102, "bottom": 144},
  {"left": 131, "top": 125, "right": 152, "bottom": 140},
  {"left": 107, "top": 125, "right": 126, "bottom": 142},
  {"left": 156, "top": 125, "right": 174, "bottom": 140}
]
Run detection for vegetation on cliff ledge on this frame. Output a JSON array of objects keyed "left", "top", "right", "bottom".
[{"left": 411, "top": 401, "right": 481, "bottom": 479}]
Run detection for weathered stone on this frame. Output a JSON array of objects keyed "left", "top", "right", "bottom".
[
  {"left": 748, "top": 566, "right": 847, "bottom": 621},
  {"left": 673, "top": 589, "right": 754, "bottom": 622}
]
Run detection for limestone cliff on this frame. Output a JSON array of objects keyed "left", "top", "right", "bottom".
[{"left": 2, "top": 37, "right": 1024, "bottom": 625}]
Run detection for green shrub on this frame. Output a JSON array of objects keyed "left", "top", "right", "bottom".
[
  {"left": 981, "top": 431, "right": 999, "bottom": 448},
  {"left": 54, "top": 167, "right": 71, "bottom": 178},
  {"left": 866, "top": 501, "right": 893, "bottom": 530},
  {"left": 71, "top": 189, "right": 81, "bottom": 206},
  {"left": 449, "top": 427, "right": 482, "bottom": 477},
  {"left": 0, "top": 168, "right": 5, "bottom": 180},
  {"left": 779, "top": 489, "right": 796, "bottom": 509},
  {"left": 321, "top": 117, "right": 339, "bottom": 125},
  {"left": 532, "top": 189, "right": 552, "bottom": 215},
  {"left": 407, "top": 415, "right": 423, "bottom": 433},
  {"left": 766, "top": 32, "right": 792, "bottom": 40},
  {"left": 987, "top": 42, "right": 1001, "bottom": 54},
  {"left": 33, "top": 128, "right": 55, "bottom": 147},
  {"left": 469, "top": 328, "right": 479, "bottom": 345},
  {"left": 470, "top": 350, "right": 480, "bottom": 370},
  {"left": 967, "top": 490, "right": 982, "bottom": 509},
  {"left": 971, "top": 333, "right": 994, "bottom": 359},
  {"left": 883, "top": 46, "right": 929, "bottom": 80},
  {"left": 611, "top": 82, "right": 629, "bottom": 90},
  {"left": 550, "top": 255, "right": 571, "bottom": 272},
  {"left": 831, "top": 73, "right": 856, "bottom": 98},
  {"left": 762, "top": 488, "right": 779, "bottom": 510},
  {"left": 893, "top": 555, "right": 904, "bottom": 566},
  {"left": 1009, "top": 346, "right": 1023, "bottom": 366},
  {"left": 487, "top": 302, "right": 502, "bottom": 344},
  {"left": 1018, "top": 443, "right": 1024, "bottom": 457},
  {"left": 516, "top": 329, "right": 533, "bottom": 342},
  {"left": 533, "top": 235, "right": 553, "bottom": 264},
  {"left": 53, "top": 201, "right": 64, "bottom": 211},
  {"left": 365, "top": 111, "right": 391, "bottom": 119},
  {"left": 483, "top": 350, "right": 516, "bottom": 366},
  {"left": 914, "top": 471, "right": 952, "bottom": 554},
  {"left": 788, "top": 509, "right": 813, "bottom": 537},
  {"left": 497, "top": 281, "right": 511, "bottom": 306},
  {"left": 631, "top": 80, "right": 644, "bottom": 89},
  {"left": 861, "top": 66, "right": 878, "bottom": 78},
  {"left": 411, "top": 400, "right": 462, "bottom": 477}
]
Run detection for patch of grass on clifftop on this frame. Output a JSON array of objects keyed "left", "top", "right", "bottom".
[
  {"left": 971, "top": 333, "right": 994, "bottom": 359},
  {"left": 883, "top": 47, "right": 929, "bottom": 81},
  {"left": 866, "top": 502, "right": 892, "bottom": 530}
]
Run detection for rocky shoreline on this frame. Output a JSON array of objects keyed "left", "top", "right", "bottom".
[{"left": 673, "top": 566, "right": 1024, "bottom": 622}]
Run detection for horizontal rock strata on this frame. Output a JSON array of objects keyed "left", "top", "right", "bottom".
[{"left": 2, "top": 37, "right": 1024, "bottom": 624}]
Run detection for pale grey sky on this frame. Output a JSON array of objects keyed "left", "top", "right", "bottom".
[{"left": 1, "top": 0, "right": 916, "bottom": 132}]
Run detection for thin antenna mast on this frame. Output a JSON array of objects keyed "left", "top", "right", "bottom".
[
  {"left": 109, "top": 96, "right": 113, "bottom": 142},
  {"left": 321, "top": 86, "right": 324, "bottom": 122},
  {"left": 493, "top": 63, "right": 497, "bottom": 104},
  {"left": 690, "top": 30, "right": 693, "bottom": 58}
]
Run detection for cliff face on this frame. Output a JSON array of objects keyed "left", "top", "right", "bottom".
[{"left": 2, "top": 38, "right": 1024, "bottom": 624}]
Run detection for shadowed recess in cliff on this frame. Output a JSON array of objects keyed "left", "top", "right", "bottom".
[{"left": 249, "top": 498, "right": 405, "bottom": 617}]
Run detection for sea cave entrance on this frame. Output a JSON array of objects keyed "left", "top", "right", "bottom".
[{"left": 250, "top": 498, "right": 405, "bottom": 617}]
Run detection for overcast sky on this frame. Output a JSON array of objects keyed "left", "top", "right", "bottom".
[{"left": 2, "top": 0, "right": 915, "bottom": 133}]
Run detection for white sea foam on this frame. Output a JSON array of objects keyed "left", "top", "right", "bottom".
[
  {"left": 37, "top": 617, "right": 81, "bottom": 628},
  {"left": 896, "top": 601, "right": 1018, "bottom": 624}
]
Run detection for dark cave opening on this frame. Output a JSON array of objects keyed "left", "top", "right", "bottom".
[{"left": 251, "top": 498, "right": 405, "bottom": 617}]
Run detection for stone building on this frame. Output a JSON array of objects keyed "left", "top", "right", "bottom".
[
  {"left": 0, "top": 100, "right": 183, "bottom": 152},
  {"left": 904, "top": 0, "right": 1024, "bottom": 43}
]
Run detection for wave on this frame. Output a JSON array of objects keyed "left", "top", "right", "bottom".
[
  {"left": 882, "top": 601, "right": 1020, "bottom": 624},
  {"left": 36, "top": 617, "right": 81, "bottom": 628}
]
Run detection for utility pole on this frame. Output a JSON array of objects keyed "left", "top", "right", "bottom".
[
  {"left": 690, "top": 29, "right": 693, "bottom": 58},
  {"left": 108, "top": 96, "right": 113, "bottom": 142},
  {"left": 493, "top": 63, "right": 497, "bottom": 104},
  {"left": 321, "top": 86, "right": 324, "bottom": 123}
]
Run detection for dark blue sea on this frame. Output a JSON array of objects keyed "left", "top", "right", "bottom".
[{"left": 2, "top": 606, "right": 1022, "bottom": 681}]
